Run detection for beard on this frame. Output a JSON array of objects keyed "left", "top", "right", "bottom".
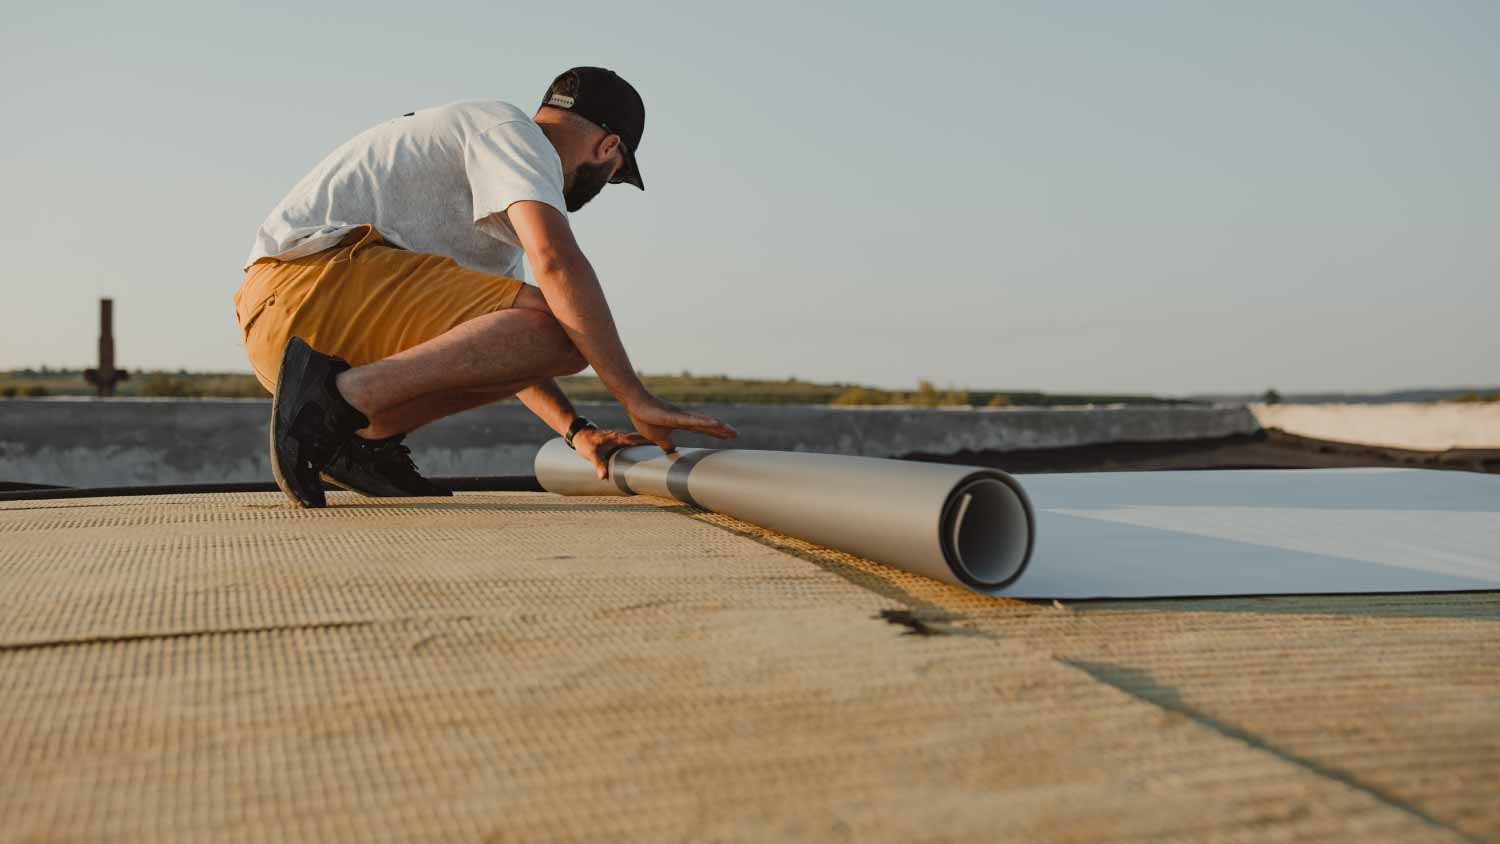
[{"left": 565, "top": 161, "right": 613, "bottom": 212}]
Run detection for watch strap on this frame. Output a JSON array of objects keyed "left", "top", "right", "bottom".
[{"left": 564, "top": 416, "right": 596, "bottom": 449}]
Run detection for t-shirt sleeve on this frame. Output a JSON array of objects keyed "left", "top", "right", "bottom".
[{"left": 464, "top": 120, "right": 568, "bottom": 232}]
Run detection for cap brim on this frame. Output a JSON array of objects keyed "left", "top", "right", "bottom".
[{"left": 619, "top": 143, "right": 645, "bottom": 190}]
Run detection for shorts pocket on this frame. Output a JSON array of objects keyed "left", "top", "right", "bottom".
[{"left": 235, "top": 269, "right": 282, "bottom": 340}]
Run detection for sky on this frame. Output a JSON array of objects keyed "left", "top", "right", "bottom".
[{"left": 1, "top": 1, "right": 1496, "bottom": 395}]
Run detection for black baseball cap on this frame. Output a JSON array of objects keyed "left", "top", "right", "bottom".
[{"left": 541, "top": 67, "right": 646, "bottom": 190}]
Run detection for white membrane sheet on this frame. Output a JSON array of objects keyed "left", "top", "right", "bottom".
[
  {"left": 537, "top": 437, "right": 1500, "bottom": 599},
  {"left": 1006, "top": 468, "right": 1500, "bottom": 598}
]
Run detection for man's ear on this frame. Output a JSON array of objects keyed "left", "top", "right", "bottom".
[{"left": 596, "top": 133, "right": 621, "bottom": 162}]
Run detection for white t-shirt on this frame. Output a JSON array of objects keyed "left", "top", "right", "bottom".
[{"left": 244, "top": 101, "right": 568, "bottom": 278}]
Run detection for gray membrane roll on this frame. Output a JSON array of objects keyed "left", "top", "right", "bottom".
[{"left": 534, "top": 438, "right": 1036, "bottom": 592}]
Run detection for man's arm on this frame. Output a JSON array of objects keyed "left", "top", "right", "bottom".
[
  {"left": 505, "top": 200, "right": 736, "bottom": 452},
  {"left": 517, "top": 377, "right": 647, "bottom": 479},
  {"left": 515, "top": 378, "right": 579, "bottom": 437},
  {"left": 508, "top": 201, "right": 647, "bottom": 406}
]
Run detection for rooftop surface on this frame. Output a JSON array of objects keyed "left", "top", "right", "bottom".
[{"left": 2, "top": 490, "right": 1496, "bottom": 842}]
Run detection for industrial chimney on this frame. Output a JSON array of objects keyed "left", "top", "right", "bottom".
[{"left": 83, "top": 298, "right": 129, "bottom": 397}]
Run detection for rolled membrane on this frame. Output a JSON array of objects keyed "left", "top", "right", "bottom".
[{"left": 534, "top": 438, "right": 1036, "bottom": 594}]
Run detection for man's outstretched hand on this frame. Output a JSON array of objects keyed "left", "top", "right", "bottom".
[
  {"left": 572, "top": 428, "right": 652, "bottom": 480},
  {"left": 570, "top": 394, "right": 738, "bottom": 480},
  {"left": 626, "top": 393, "right": 738, "bottom": 455}
]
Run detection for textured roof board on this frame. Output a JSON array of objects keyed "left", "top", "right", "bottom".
[{"left": 1, "top": 491, "right": 1495, "bottom": 842}]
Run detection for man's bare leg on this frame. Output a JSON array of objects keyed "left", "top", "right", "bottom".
[
  {"left": 334, "top": 289, "right": 584, "bottom": 423},
  {"left": 357, "top": 379, "right": 539, "bottom": 439}
]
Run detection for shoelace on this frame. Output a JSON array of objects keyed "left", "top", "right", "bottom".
[{"left": 364, "top": 437, "right": 420, "bottom": 477}]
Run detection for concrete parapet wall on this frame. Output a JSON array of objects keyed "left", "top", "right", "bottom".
[
  {"left": 0, "top": 398, "right": 1260, "bottom": 487},
  {"left": 1252, "top": 403, "right": 1500, "bottom": 452}
]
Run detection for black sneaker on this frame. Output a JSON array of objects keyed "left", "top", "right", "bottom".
[
  {"left": 270, "top": 337, "right": 370, "bottom": 508},
  {"left": 321, "top": 434, "right": 452, "bottom": 498}
]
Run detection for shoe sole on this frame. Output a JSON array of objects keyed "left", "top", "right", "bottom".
[
  {"left": 320, "top": 472, "right": 391, "bottom": 497},
  {"left": 269, "top": 337, "right": 327, "bottom": 508},
  {"left": 320, "top": 470, "right": 453, "bottom": 498}
]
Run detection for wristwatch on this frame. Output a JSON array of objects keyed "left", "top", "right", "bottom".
[{"left": 564, "top": 415, "right": 597, "bottom": 450}]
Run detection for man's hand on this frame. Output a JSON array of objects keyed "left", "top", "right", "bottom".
[
  {"left": 626, "top": 394, "right": 737, "bottom": 454},
  {"left": 572, "top": 427, "right": 652, "bottom": 480}
]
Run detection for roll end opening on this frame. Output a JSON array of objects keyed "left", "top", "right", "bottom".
[{"left": 941, "top": 475, "right": 1033, "bottom": 588}]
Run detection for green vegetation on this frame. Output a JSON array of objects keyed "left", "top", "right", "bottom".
[
  {"left": 0, "top": 368, "right": 271, "bottom": 399},
  {"left": 137, "top": 372, "right": 269, "bottom": 398},
  {"left": 831, "top": 380, "right": 970, "bottom": 407},
  {"left": 1, "top": 367, "right": 1189, "bottom": 407},
  {"left": 0, "top": 384, "right": 50, "bottom": 398},
  {"left": 1450, "top": 392, "right": 1500, "bottom": 403},
  {"left": 556, "top": 372, "right": 856, "bottom": 405}
]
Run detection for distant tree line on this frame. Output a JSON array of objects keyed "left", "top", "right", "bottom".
[{"left": 3, "top": 368, "right": 1201, "bottom": 406}]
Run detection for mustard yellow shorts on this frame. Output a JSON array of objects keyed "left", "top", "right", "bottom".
[{"left": 233, "top": 226, "right": 525, "bottom": 392}]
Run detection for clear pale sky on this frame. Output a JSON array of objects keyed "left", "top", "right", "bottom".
[{"left": 2, "top": 1, "right": 1496, "bottom": 395}]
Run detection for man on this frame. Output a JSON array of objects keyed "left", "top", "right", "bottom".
[{"left": 235, "top": 67, "right": 736, "bottom": 508}]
